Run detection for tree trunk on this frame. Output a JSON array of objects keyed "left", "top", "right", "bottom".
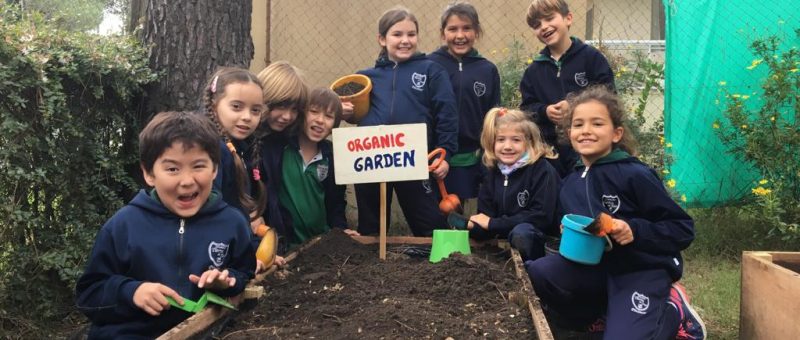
[{"left": 142, "top": 0, "right": 254, "bottom": 114}]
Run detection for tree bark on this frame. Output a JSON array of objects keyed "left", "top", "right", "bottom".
[{"left": 142, "top": 0, "right": 254, "bottom": 114}]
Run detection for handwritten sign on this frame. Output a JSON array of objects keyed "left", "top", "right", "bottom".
[{"left": 332, "top": 124, "right": 428, "bottom": 185}]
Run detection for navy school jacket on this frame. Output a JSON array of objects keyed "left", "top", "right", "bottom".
[
  {"left": 519, "top": 37, "right": 614, "bottom": 146},
  {"left": 358, "top": 53, "right": 458, "bottom": 160},
  {"left": 477, "top": 157, "right": 561, "bottom": 236},
  {"left": 428, "top": 47, "right": 500, "bottom": 153},
  {"left": 260, "top": 134, "right": 347, "bottom": 250},
  {"left": 560, "top": 149, "right": 694, "bottom": 281},
  {"left": 75, "top": 190, "right": 255, "bottom": 339}
]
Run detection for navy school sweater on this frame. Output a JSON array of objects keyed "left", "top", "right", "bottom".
[
  {"left": 560, "top": 149, "right": 694, "bottom": 281},
  {"left": 477, "top": 157, "right": 561, "bottom": 236},
  {"left": 75, "top": 189, "right": 255, "bottom": 339},
  {"left": 428, "top": 47, "right": 500, "bottom": 153},
  {"left": 519, "top": 37, "right": 615, "bottom": 146},
  {"left": 357, "top": 53, "right": 458, "bottom": 160}
]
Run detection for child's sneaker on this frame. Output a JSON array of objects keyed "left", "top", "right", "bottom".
[{"left": 669, "top": 282, "right": 707, "bottom": 340}]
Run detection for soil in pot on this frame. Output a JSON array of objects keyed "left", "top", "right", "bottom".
[
  {"left": 218, "top": 229, "right": 533, "bottom": 339},
  {"left": 333, "top": 82, "right": 366, "bottom": 96}
]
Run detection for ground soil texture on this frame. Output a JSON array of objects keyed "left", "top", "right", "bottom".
[
  {"left": 333, "top": 82, "right": 365, "bottom": 96},
  {"left": 218, "top": 230, "right": 533, "bottom": 339}
]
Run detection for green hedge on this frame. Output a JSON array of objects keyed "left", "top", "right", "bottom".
[{"left": 0, "top": 6, "right": 156, "bottom": 328}]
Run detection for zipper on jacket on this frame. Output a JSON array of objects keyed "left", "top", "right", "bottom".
[
  {"left": 556, "top": 63, "right": 562, "bottom": 78},
  {"left": 502, "top": 175, "right": 508, "bottom": 209},
  {"left": 389, "top": 61, "right": 398, "bottom": 122},
  {"left": 177, "top": 219, "right": 185, "bottom": 282},
  {"left": 459, "top": 61, "right": 462, "bottom": 72},
  {"left": 582, "top": 167, "right": 594, "bottom": 217}
]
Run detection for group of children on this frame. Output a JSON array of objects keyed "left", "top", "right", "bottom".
[{"left": 74, "top": 0, "right": 705, "bottom": 339}]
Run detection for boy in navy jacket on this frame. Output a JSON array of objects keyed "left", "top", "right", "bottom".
[
  {"left": 75, "top": 111, "right": 255, "bottom": 338},
  {"left": 261, "top": 88, "right": 354, "bottom": 252},
  {"left": 519, "top": 0, "right": 614, "bottom": 176}
]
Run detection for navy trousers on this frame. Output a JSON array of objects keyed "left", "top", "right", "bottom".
[
  {"left": 354, "top": 179, "right": 446, "bottom": 236},
  {"left": 470, "top": 222, "right": 547, "bottom": 261},
  {"left": 525, "top": 255, "right": 681, "bottom": 339}
]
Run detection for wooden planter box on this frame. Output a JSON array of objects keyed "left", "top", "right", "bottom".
[
  {"left": 158, "top": 236, "right": 554, "bottom": 340},
  {"left": 740, "top": 251, "right": 800, "bottom": 339}
]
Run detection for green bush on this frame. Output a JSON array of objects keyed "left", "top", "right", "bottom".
[
  {"left": 714, "top": 29, "right": 800, "bottom": 243},
  {"left": 0, "top": 6, "right": 156, "bottom": 331}
]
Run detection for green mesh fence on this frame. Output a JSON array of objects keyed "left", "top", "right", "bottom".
[{"left": 663, "top": 0, "right": 797, "bottom": 207}]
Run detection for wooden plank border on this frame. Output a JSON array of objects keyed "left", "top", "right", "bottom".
[
  {"left": 740, "top": 251, "right": 800, "bottom": 340},
  {"left": 509, "top": 247, "right": 554, "bottom": 340}
]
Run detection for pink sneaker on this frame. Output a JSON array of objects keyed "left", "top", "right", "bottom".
[{"left": 669, "top": 282, "right": 707, "bottom": 340}]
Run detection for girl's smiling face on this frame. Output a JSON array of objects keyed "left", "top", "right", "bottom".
[
  {"left": 442, "top": 15, "right": 476, "bottom": 58},
  {"left": 494, "top": 124, "right": 528, "bottom": 166},
  {"left": 569, "top": 100, "right": 623, "bottom": 166},
  {"left": 214, "top": 82, "right": 264, "bottom": 140},
  {"left": 379, "top": 19, "right": 418, "bottom": 62}
]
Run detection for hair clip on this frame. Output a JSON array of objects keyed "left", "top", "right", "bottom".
[
  {"left": 252, "top": 168, "right": 261, "bottom": 181},
  {"left": 210, "top": 76, "right": 219, "bottom": 94},
  {"left": 226, "top": 142, "right": 236, "bottom": 153},
  {"left": 497, "top": 107, "right": 508, "bottom": 117}
]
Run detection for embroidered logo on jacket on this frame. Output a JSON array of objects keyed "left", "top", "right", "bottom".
[
  {"left": 575, "top": 72, "right": 589, "bottom": 87},
  {"left": 208, "top": 242, "right": 230, "bottom": 268},
  {"left": 473, "top": 81, "right": 486, "bottom": 97},
  {"left": 601, "top": 194, "right": 620, "bottom": 213},
  {"left": 517, "top": 190, "right": 530, "bottom": 207},
  {"left": 630, "top": 291, "right": 650, "bottom": 314},
  {"left": 316, "top": 163, "right": 329, "bottom": 182},
  {"left": 411, "top": 72, "right": 426, "bottom": 91}
]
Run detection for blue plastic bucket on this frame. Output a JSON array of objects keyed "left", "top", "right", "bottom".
[{"left": 559, "top": 214, "right": 606, "bottom": 265}]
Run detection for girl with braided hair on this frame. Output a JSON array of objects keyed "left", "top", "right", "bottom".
[{"left": 203, "top": 67, "right": 268, "bottom": 236}]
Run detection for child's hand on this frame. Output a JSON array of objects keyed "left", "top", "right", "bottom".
[
  {"left": 609, "top": 218, "right": 634, "bottom": 245},
  {"left": 133, "top": 282, "right": 182, "bottom": 316},
  {"left": 342, "top": 228, "right": 361, "bottom": 237},
  {"left": 546, "top": 100, "right": 569, "bottom": 124},
  {"left": 469, "top": 213, "right": 490, "bottom": 230},
  {"left": 342, "top": 101, "right": 355, "bottom": 123},
  {"left": 431, "top": 159, "right": 450, "bottom": 180},
  {"left": 189, "top": 269, "right": 236, "bottom": 290}
]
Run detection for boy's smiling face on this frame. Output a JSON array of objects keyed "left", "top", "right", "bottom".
[
  {"left": 302, "top": 105, "right": 335, "bottom": 143},
  {"left": 531, "top": 11, "right": 572, "bottom": 49},
  {"left": 143, "top": 141, "right": 217, "bottom": 218}
]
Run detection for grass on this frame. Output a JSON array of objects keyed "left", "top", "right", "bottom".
[{"left": 682, "top": 256, "right": 740, "bottom": 339}]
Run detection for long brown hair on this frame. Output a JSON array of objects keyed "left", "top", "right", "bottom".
[
  {"left": 203, "top": 67, "right": 267, "bottom": 220},
  {"left": 377, "top": 6, "right": 418, "bottom": 58}
]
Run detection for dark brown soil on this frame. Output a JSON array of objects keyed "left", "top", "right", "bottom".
[
  {"left": 333, "top": 82, "right": 365, "bottom": 96},
  {"left": 775, "top": 260, "right": 800, "bottom": 274},
  {"left": 218, "top": 230, "right": 534, "bottom": 339}
]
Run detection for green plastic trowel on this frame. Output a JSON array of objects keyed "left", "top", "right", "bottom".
[{"left": 165, "top": 291, "right": 237, "bottom": 313}]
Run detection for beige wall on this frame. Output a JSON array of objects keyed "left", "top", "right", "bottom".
[{"left": 251, "top": 0, "right": 652, "bottom": 88}]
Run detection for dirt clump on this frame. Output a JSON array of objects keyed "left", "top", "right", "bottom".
[{"left": 333, "top": 82, "right": 366, "bottom": 96}]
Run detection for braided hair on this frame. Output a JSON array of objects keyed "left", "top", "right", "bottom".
[{"left": 203, "top": 67, "right": 268, "bottom": 221}]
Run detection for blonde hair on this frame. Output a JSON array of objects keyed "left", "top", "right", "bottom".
[
  {"left": 526, "top": 0, "right": 569, "bottom": 28},
  {"left": 480, "top": 107, "right": 556, "bottom": 168},
  {"left": 257, "top": 60, "right": 309, "bottom": 115}
]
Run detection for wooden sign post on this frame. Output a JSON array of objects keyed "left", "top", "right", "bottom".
[{"left": 332, "top": 123, "right": 429, "bottom": 259}]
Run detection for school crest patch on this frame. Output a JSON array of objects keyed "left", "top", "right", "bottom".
[
  {"left": 575, "top": 72, "right": 589, "bottom": 87},
  {"left": 316, "top": 163, "right": 329, "bottom": 182},
  {"left": 601, "top": 194, "right": 621, "bottom": 213},
  {"left": 630, "top": 291, "right": 650, "bottom": 315},
  {"left": 473, "top": 81, "right": 486, "bottom": 97},
  {"left": 517, "top": 190, "right": 530, "bottom": 207},
  {"left": 411, "top": 72, "right": 426, "bottom": 91},
  {"left": 208, "top": 242, "right": 229, "bottom": 268}
]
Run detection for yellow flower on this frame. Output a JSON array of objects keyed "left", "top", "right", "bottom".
[
  {"left": 746, "top": 59, "right": 763, "bottom": 70},
  {"left": 742, "top": 95, "right": 750, "bottom": 100},
  {"left": 790, "top": 68, "right": 799, "bottom": 73},
  {"left": 503, "top": 47, "right": 509, "bottom": 54},
  {"left": 619, "top": 66, "right": 628, "bottom": 73},
  {"left": 712, "top": 122, "right": 720, "bottom": 129},
  {"left": 751, "top": 187, "right": 772, "bottom": 196},
  {"left": 732, "top": 94, "right": 741, "bottom": 98},
  {"left": 659, "top": 136, "right": 665, "bottom": 145},
  {"left": 526, "top": 57, "right": 533, "bottom": 65},
  {"left": 666, "top": 143, "right": 673, "bottom": 148},
  {"left": 667, "top": 179, "right": 676, "bottom": 188},
  {"left": 742, "top": 124, "right": 748, "bottom": 129},
  {"left": 718, "top": 81, "right": 726, "bottom": 86},
  {"left": 681, "top": 194, "right": 687, "bottom": 202},
  {"left": 759, "top": 179, "right": 769, "bottom": 185},
  {"left": 771, "top": 116, "right": 776, "bottom": 122},
  {"left": 662, "top": 169, "right": 670, "bottom": 174}
]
